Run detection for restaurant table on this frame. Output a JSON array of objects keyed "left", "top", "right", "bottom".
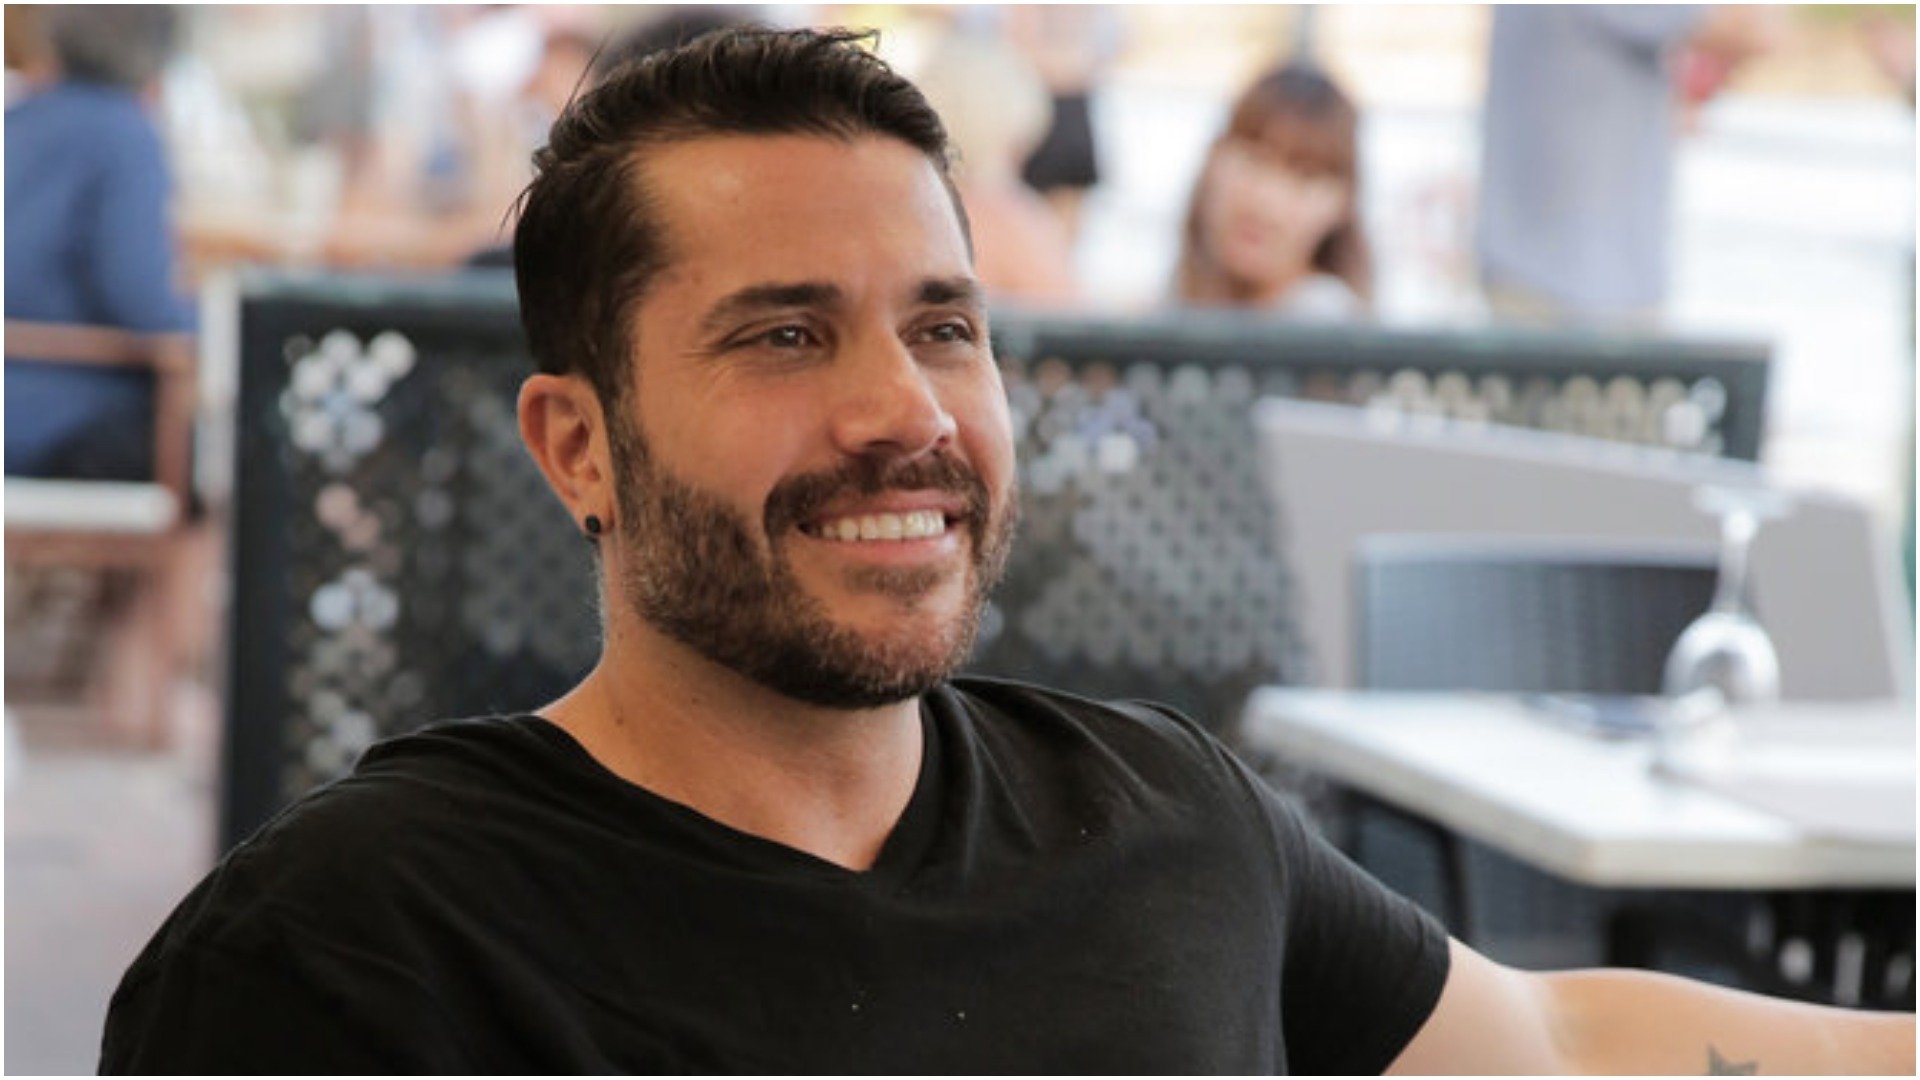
[{"left": 1239, "top": 688, "right": 1915, "bottom": 890}]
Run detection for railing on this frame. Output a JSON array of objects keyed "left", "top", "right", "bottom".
[{"left": 218, "top": 271, "right": 1770, "bottom": 849}]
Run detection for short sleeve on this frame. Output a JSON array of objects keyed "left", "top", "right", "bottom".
[
  {"left": 1262, "top": 785, "right": 1452, "bottom": 1075},
  {"left": 1104, "top": 697, "right": 1452, "bottom": 1073},
  {"left": 100, "top": 937, "right": 470, "bottom": 1073}
]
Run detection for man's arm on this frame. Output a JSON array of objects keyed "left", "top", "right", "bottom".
[{"left": 1388, "top": 938, "right": 1915, "bottom": 1075}]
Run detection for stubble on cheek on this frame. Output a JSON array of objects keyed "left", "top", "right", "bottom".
[{"left": 604, "top": 396, "right": 1020, "bottom": 706}]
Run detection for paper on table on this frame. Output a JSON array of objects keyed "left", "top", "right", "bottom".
[{"left": 1658, "top": 707, "right": 1916, "bottom": 844}]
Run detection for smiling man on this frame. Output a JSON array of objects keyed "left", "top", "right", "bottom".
[{"left": 101, "top": 27, "right": 1912, "bottom": 1074}]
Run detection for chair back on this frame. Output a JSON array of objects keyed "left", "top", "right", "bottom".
[
  {"left": 4, "top": 321, "right": 196, "bottom": 504},
  {"left": 1354, "top": 537, "right": 1721, "bottom": 694},
  {"left": 219, "top": 274, "right": 1772, "bottom": 847}
]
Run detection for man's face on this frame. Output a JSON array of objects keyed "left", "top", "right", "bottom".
[{"left": 606, "top": 134, "right": 1017, "bottom": 708}]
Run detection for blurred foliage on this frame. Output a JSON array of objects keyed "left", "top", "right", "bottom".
[{"left": 1795, "top": 4, "right": 1914, "bottom": 26}]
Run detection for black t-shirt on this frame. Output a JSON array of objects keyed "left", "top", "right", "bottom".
[{"left": 101, "top": 678, "right": 1449, "bottom": 1073}]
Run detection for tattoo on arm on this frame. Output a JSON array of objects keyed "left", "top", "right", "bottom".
[{"left": 1707, "top": 1045, "right": 1759, "bottom": 1075}]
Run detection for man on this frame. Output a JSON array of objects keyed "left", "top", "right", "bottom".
[
  {"left": 7, "top": 4, "right": 192, "bottom": 482},
  {"left": 102, "top": 27, "right": 1912, "bottom": 1073},
  {"left": 1475, "top": 5, "right": 1779, "bottom": 327}
]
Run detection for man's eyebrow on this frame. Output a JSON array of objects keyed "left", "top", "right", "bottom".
[
  {"left": 698, "top": 282, "right": 843, "bottom": 335},
  {"left": 696, "top": 278, "right": 983, "bottom": 336},
  {"left": 917, "top": 276, "right": 985, "bottom": 309}
]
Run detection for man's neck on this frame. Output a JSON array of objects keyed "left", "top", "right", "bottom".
[{"left": 539, "top": 622, "right": 925, "bottom": 872}]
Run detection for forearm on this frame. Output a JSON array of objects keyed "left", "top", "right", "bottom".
[{"left": 1543, "top": 968, "right": 1914, "bottom": 1075}]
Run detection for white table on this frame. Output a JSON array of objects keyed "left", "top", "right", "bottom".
[{"left": 1240, "top": 688, "right": 1916, "bottom": 890}]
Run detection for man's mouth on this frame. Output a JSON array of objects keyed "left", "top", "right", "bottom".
[{"left": 799, "top": 509, "right": 954, "bottom": 543}]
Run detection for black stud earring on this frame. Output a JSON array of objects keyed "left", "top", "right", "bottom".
[{"left": 583, "top": 514, "right": 603, "bottom": 540}]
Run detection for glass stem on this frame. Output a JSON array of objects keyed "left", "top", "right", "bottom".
[{"left": 1711, "top": 509, "right": 1756, "bottom": 613}]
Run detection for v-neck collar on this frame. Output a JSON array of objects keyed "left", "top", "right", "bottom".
[{"left": 516, "top": 701, "right": 943, "bottom": 889}]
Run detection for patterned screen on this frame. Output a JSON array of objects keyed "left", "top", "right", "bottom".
[{"left": 221, "top": 274, "right": 1770, "bottom": 848}]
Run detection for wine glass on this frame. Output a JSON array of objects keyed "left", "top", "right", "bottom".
[
  {"left": 1654, "top": 486, "right": 1790, "bottom": 774},
  {"left": 1662, "top": 486, "right": 1789, "bottom": 704}
]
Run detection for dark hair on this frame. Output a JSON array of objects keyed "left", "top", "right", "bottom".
[
  {"left": 47, "top": 4, "right": 177, "bottom": 89},
  {"left": 1176, "top": 62, "right": 1372, "bottom": 306},
  {"left": 513, "top": 25, "right": 959, "bottom": 409}
]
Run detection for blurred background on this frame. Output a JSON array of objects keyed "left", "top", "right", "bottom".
[{"left": 4, "top": 4, "right": 1914, "bottom": 1072}]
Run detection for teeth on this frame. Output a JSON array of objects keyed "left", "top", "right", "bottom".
[{"left": 813, "top": 510, "right": 947, "bottom": 542}]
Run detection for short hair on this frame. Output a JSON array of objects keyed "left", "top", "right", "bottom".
[
  {"left": 513, "top": 26, "right": 961, "bottom": 409},
  {"left": 1223, "top": 63, "right": 1360, "bottom": 183},
  {"left": 47, "top": 5, "right": 177, "bottom": 89}
]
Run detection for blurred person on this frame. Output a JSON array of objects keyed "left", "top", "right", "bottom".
[
  {"left": 4, "top": 3, "right": 56, "bottom": 103},
  {"left": 527, "top": 19, "right": 598, "bottom": 121},
  {"left": 588, "top": 5, "right": 754, "bottom": 82},
  {"left": 1475, "top": 6, "right": 1782, "bottom": 327},
  {"left": 451, "top": 7, "right": 603, "bottom": 242},
  {"left": 465, "top": 6, "right": 757, "bottom": 271},
  {"left": 1863, "top": 10, "right": 1915, "bottom": 108},
  {"left": 913, "top": 30, "right": 1078, "bottom": 306},
  {"left": 1004, "top": 5, "right": 1123, "bottom": 249},
  {"left": 293, "top": 8, "right": 379, "bottom": 189},
  {"left": 99, "top": 27, "right": 1913, "bottom": 1074},
  {"left": 5, "top": 5, "right": 192, "bottom": 482},
  {"left": 1174, "top": 61, "right": 1370, "bottom": 319}
]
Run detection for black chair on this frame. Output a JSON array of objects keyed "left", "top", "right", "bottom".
[
  {"left": 1356, "top": 538, "right": 1720, "bottom": 696},
  {"left": 1345, "top": 538, "right": 1718, "bottom": 952}
]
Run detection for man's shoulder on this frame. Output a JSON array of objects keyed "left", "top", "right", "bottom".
[
  {"left": 9, "top": 82, "right": 152, "bottom": 140},
  {"left": 142, "top": 715, "right": 552, "bottom": 957},
  {"left": 100, "top": 718, "right": 533, "bottom": 1074}
]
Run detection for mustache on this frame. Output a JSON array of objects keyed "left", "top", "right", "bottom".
[{"left": 763, "top": 451, "right": 991, "bottom": 541}]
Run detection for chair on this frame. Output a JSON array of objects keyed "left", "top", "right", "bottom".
[
  {"left": 1347, "top": 537, "right": 1720, "bottom": 952},
  {"left": 1347, "top": 537, "right": 1913, "bottom": 1008},
  {"left": 5, "top": 320, "right": 201, "bottom": 747},
  {"left": 1355, "top": 537, "right": 1720, "bottom": 695}
]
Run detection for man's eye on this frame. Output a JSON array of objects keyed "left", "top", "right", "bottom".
[
  {"left": 762, "top": 325, "right": 816, "bottom": 348},
  {"left": 737, "top": 324, "right": 819, "bottom": 351},
  {"left": 920, "top": 321, "right": 976, "bottom": 345}
]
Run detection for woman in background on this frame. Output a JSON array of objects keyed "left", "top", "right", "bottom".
[{"left": 1174, "top": 62, "right": 1370, "bottom": 319}]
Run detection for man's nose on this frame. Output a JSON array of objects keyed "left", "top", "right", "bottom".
[{"left": 828, "top": 336, "right": 957, "bottom": 459}]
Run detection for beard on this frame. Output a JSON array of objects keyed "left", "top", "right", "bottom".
[{"left": 605, "top": 409, "right": 1016, "bottom": 709}]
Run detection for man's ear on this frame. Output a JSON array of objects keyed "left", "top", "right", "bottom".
[{"left": 518, "top": 373, "right": 609, "bottom": 532}]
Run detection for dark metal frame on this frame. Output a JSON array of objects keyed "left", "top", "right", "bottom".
[
  {"left": 991, "top": 305, "right": 1770, "bottom": 462},
  {"left": 223, "top": 272, "right": 526, "bottom": 847},
  {"left": 221, "top": 273, "right": 1774, "bottom": 849}
]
